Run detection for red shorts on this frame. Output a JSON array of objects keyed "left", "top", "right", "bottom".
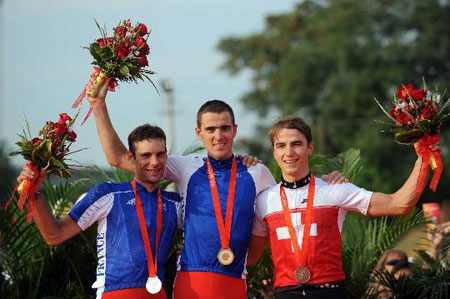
[
  {"left": 173, "top": 271, "right": 247, "bottom": 299},
  {"left": 102, "top": 287, "right": 166, "bottom": 299}
]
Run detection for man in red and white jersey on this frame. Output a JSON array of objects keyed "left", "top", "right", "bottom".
[{"left": 248, "top": 116, "right": 426, "bottom": 298}]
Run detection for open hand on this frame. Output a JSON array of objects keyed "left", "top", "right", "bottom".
[{"left": 321, "top": 170, "right": 349, "bottom": 184}]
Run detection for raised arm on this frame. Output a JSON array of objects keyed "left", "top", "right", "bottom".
[
  {"left": 367, "top": 156, "right": 422, "bottom": 217},
  {"left": 19, "top": 165, "right": 81, "bottom": 245},
  {"left": 86, "top": 78, "right": 134, "bottom": 173}
]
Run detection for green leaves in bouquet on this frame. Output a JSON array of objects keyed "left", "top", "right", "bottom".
[
  {"left": 47, "top": 159, "right": 71, "bottom": 179},
  {"left": 394, "top": 129, "right": 423, "bottom": 145},
  {"left": 119, "top": 65, "right": 130, "bottom": 77},
  {"left": 89, "top": 42, "right": 115, "bottom": 77}
]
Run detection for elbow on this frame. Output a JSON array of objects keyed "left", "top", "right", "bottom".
[
  {"left": 107, "top": 157, "right": 121, "bottom": 168},
  {"left": 392, "top": 198, "right": 418, "bottom": 216},
  {"left": 392, "top": 206, "right": 414, "bottom": 216},
  {"left": 43, "top": 235, "right": 64, "bottom": 246},
  {"left": 389, "top": 192, "right": 420, "bottom": 216},
  {"left": 247, "top": 255, "right": 257, "bottom": 266},
  {"left": 41, "top": 230, "right": 66, "bottom": 246}
]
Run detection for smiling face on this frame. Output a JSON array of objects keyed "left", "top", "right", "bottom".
[
  {"left": 195, "top": 111, "right": 237, "bottom": 160},
  {"left": 128, "top": 138, "right": 167, "bottom": 191},
  {"left": 272, "top": 128, "right": 313, "bottom": 182}
]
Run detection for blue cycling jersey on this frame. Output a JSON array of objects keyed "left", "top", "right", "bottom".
[
  {"left": 164, "top": 155, "right": 275, "bottom": 279},
  {"left": 68, "top": 180, "right": 180, "bottom": 296}
]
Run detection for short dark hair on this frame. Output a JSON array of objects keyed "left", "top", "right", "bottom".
[
  {"left": 196, "top": 100, "right": 235, "bottom": 127},
  {"left": 269, "top": 116, "right": 312, "bottom": 147},
  {"left": 127, "top": 124, "right": 166, "bottom": 157}
]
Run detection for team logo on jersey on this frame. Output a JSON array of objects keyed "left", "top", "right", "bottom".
[{"left": 276, "top": 212, "right": 318, "bottom": 252}]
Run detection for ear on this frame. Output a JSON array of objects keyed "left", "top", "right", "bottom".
[
  {"left": 232, "top": 124, "right": 238, "bottom": 138},
  {"left": 195, "top": 127, "right": 202, "bottom": 141},
  {"left": 126, "top": 150, "right": 136, "bottom": 165},
  {"left": 307, "top": 141, "right": 314, "bottom": 156}
]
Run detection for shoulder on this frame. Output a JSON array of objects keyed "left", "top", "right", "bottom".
[
  {"left": 242, "top": 161, "right": 273, "bottom": 179},
  {"left": 315, "top": 177, "right": 362, "bottom": 192},
  {"left": 161, "top": 190, "right": 181, "bottom": 203},
  {"left": 255, "top": 184, "right": 280, "bottom": 218},
  {"left": 82, "top": 181, "right": 129, "bottom": 201},
  {"left": 169, "top": 154, "right": 204, "bottom": 164},
  {"left": 86, "top": 181, "right": 114, "bottom": 198},
  {"left": 257, "top": 183, "right": 279, "bottom": 200}
]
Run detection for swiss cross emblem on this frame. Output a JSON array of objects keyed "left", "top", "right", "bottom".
[{"left": 275, "top": 212, "right": 317, "bottom": 252}]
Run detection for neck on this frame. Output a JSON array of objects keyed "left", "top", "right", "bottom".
[
  {"left": 282, "top": 168, "right": 310, "bottom": 183},
  {"left": 208, "top": 153, "right": 233, "bottom": 161},
  {"left": 134, "top": 177, "right": 159, "bottom": 193}
]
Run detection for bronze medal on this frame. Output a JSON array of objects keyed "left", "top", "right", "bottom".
[
  {"left": 217, "top": 248, "right": 234, "bottom": 265},
  {"left": 294, "top": 266, "right": 311, "bottom": 283}
]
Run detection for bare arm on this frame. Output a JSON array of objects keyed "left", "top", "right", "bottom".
[
  {"left": 86, "top": 78, "right": 134, "bottom": 173},
  {"left": 367, "top": 157, "right": 422, "bottom": 217},
  {"left": 247, "top": 234, "right": 269, "bottom": 265},
  {"left": 19, "top": 166, "right": 81, "bottom": 245}
]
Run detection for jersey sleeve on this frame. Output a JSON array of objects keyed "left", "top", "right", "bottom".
[
  {"left": 326, "top": 182, "right": 373, "bottom": 215},
  {"left": 164, "top": 155, "right": 197, "bottom": 185},
  {"left": 251, "top": 191, "right": 270, "bottom": 237},
  {"left": 68, "top": 182, "right": 115, "bottom": 231},
  {"left": 168, "top": 191, "right": 184, "bottom": 230},
  {"left": 256, "top": 164, "right": 277, "bottom": 195},
  {"left": 176, "top": 198, "right": 185, "bottom": 230}
]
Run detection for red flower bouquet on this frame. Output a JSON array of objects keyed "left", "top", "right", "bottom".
[
  {"left": 375, "top": 81, "right": 450, "bottom": 193},
  {"left": 74, "top": 19, "right": 158, "bottom": 124},
  {"left": 7, "top": 112, "right": 82, "bottom": 222}
]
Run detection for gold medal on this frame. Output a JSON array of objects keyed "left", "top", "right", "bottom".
[
  {"left": 217, "top": 248, "right": 234, "bottom": 265},
  {"left": 294, "top": 266, "right": 311, "bottom": 283}
]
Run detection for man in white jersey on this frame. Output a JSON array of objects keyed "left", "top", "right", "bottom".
[{"left": 248, "top": 116, "right": 427, "bottom": 299}]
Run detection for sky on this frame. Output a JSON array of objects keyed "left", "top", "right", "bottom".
[{"left": 1, "top": 0, "right": 299, "bottom": 168}]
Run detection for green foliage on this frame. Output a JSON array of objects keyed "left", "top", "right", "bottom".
[
  {"left": 310, "top": 148, "right": 363, "bottom": 181},
  {"left": 0, "top": 178, "right": 97, "bottom": 298},
  {"left": 342, "top": 210, "right": 427, "bottom": 298},
  {"left": 365, "top": 248, "right": 450, "bottom": 298},
  {"left": 219, "top": 0, "right": 450, "bottom": 197},
  {"left": 0, "top": 141, "right": 17, "bottom": 198}
]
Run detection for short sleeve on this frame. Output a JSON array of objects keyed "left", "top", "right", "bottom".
[
  {"left": 68, "top": 182, "right": 115, "bottom": 230},
  {"left": 256, "top": 164, "right": 277, "bottom": 195},
  {"left": 252, "top": 191, "right": 270, "bottom": 237},
  {"left": 326, "top": 182, "right": 373, "bottom": 215},
  {"left": 164, "top": 155, "right": 197, "bottom": 184}
]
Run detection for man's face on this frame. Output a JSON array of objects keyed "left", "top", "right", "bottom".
[
  {"left": 196, "top": 111, "right": 237, "bottom": 160},
  {"left": 272, "top": 128, "right": 313, "bottom": 181},
  {"left": 129, "top": 139, "right": 167, "bottom": 187}
]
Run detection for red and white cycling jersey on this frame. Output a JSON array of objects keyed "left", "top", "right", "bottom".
[{"left": 252, "top": 178, "right": 372, "bottom": 288}]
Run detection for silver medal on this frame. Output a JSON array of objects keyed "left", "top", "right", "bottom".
[{"left": 146, "top": 276, "right": 162, "bottom": 294}]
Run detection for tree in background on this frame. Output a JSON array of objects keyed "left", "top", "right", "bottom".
[
  {"left": 0, "top": 141, "right": 17, "bottom": 201},
  {"left": 218, "top": 0, "right": 450, "bottom": 199}
]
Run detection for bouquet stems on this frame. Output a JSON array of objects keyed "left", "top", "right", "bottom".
[{"left": 86, "top": 71, "right": 106, "bottom": 97}]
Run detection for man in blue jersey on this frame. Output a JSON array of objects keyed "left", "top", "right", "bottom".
[
  {"left": 86, "top": 79, "right": 345, "bottom": 298},
  {"left": 18, "top": 124, "right": 180, "bottom": 299}
]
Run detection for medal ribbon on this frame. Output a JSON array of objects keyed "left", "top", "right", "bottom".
[
  {"left": 279, "top": 175, "right": 315, "bottom": 267},
  {"left": 131, "top": 180, "right": 162, "bottom": 279},
  {"left": 206, "top": 157, "right": 237, "bottom": 250}
]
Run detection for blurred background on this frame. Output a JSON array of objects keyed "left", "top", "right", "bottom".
[{"left": 1, "top": 0, "right": 450, "bottom": 297}]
